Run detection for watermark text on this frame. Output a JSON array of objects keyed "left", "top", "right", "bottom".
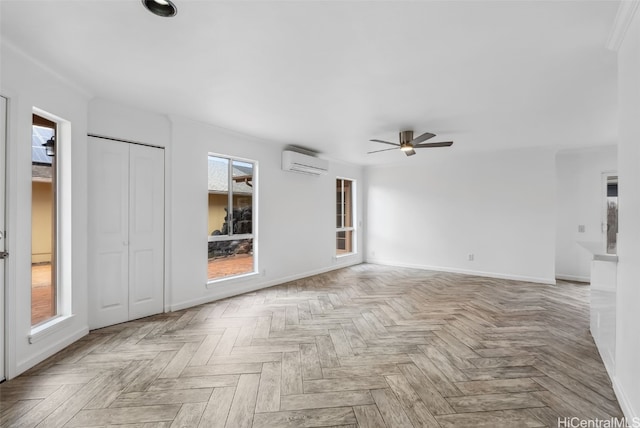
[{"left": 558, "top": 417, "right": 640, "bottom": 428}]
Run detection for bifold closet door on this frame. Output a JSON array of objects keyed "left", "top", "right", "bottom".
[
  {"left": 128, "top": 144, "right": 164, "bottom": 320},
  {"left": 89, "top": 140, "right": 130, "bottom": 329},
  {"left": 88, "top": 138, "right": 164, "bottom": 330}
]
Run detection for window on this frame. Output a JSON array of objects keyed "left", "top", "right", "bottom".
[
  {"left": 606, "top": 175, "right": 618, "bottom": 254},
  {"left": 31, "top": 114, "right": 57, "bottom": 326},
  {"left": 336, "top": 178, "right": 355, "bottom": 255},
  {"left": 207, "top": 155, "right": 256, "bottom": 281}
]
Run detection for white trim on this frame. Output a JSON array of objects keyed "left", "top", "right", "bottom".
[
  {"left": 206, "top": 153, "right": 258, "bottom": 283},
  {"left": 336, "top": 252, "right": 356, "bottom": 259},
  {"left": 32, "top": 108, "right": 75, "bottom": 324},
  {"left": 171, "top": 261, "right": 361, "bottom": 312},
  {"left": 592, "top": 331, "right": 615, "bottom": 379},
  {"left": 208, "top": 233, "right": 253, "bottom": 242},
  {"left": 206, "top": 271, "right": 259, "bottom": 288},
  {"left": 16, "top": 326, "right": 87, "bottom": 376},
  {"left": 336, "top": 177, "right": 357, "bottom": 255},
  {"left": 163, "top": 121, "right": 173, "bottom": 314},
  {"left": 612, "top": 376, "right": 638, "bottom": 423},
  {"left": 0, "top": 95, "right": 6, "bottom": 382},
  {"left": 1, "top": 88, "right": 19, "bottom": 380},
  {"left": 367, "top": 258, "right": 556, "bottom": 285},
  {"left": 555, "top": 274, "right": 590, "bottom": 283},
  {"left": 28, "top": 314, "right": 76, "bottom": 344},
  {"left": 606, "top": 0, "right": 640, "bottom": 51}
]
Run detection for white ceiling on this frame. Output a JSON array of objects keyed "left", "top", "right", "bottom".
[{"left": 1, "top": 0, "right": 619, "bottom": 165}]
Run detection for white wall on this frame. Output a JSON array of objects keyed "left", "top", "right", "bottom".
[
  {"left": 366, "top": 147, "right": 557, "bottom": 284},
  {"left": 1, "top": 42, "right": 90, "bottom": 378},
  {"left": 88, "top": 102, "right": 365, "bottom": 311},
  {"left": 613, "top": 3, "right": 640, "bottom": 419},
  {"left": 555, "top": 146, "right": 617, "bottom": 282},
  {"left": 88, "top": 98, "right": 171, "bottom": 148},
  {"left": 1, "top": 76, "right": 364, "bottom": 377},
  {"left": 169, "top": 116, "right": 364, "bottom": 310}
]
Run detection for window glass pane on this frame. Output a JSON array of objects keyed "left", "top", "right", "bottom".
[
  {"left": 208, "top": 238, "right": 254, "bottom": 280},
  {"left": 343, "top": 179, "right": 353, "bottom": 228},
  {"left": 232, "top": 160, "right": 253, "bottom": 235},
  {"left": 607, "top": 176, "right": 618, "bottom": 254},
  {"left": 336, "top": 178, "right": 355, "bottom": 255},
  {"left": 336, "top": 179, "right": 343, "bottom": 228},
  {"left": 31, "top": 119, "right": 57, "bottom": 325},
  {"left": 336, "top": 230, "right": 353, "bottom": 254},
  {"left": 208, "top": 156, "right": 229, "bottom": 236}
]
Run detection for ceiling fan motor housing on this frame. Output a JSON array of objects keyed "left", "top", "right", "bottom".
[{"left": 400, "top": 130, "right": 414, "bottom": 147}]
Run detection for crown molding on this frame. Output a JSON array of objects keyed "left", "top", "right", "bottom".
[{"left": 607, "top": 0, "right": 640, "bottom": 51}]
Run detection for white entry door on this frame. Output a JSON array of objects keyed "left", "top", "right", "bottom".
[
  {"left": 88, "top": 138, "right": 164, "bottom": 330},
  {"left": 1, "top": 96, "right": 7, "bottom": 381}
]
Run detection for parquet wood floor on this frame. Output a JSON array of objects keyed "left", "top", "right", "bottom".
[
  {"left": 1, "top": 264, "right": 623, "bottom": 427},
  {"left": 32, "top": 257, "right": 254, "bottom": 323}
]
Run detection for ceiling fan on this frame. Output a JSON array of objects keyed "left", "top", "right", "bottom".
[{"left": 368, "top": 131, "right": 453, "bottom": 156}]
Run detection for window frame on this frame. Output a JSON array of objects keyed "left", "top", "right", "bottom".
[
  {"left": 29, "top": 107, "right": 74, "bottom": 340},
  {"left": 336, "top": 177, "right": 356, "bottom": 256},
  {"left": 206, "top": 153, "right": 258, "bottom": 284}
]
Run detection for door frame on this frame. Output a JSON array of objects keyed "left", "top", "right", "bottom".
[
  {"left": 1, "top": 95, "right": 7, "bottom": 381},
  {"left": 1, "top": 90, "right": 17, "bottom": 381},
  {"left": 87, "top": 136, "right": 165, "bottom": 330}
]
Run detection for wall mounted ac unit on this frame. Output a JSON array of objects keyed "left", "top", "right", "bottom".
[{"left": 282, "top": 150, "right": 329, "bottom": 176}]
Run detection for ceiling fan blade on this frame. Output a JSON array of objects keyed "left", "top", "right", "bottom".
[
  {"left": 370, "top": 139, "right": 399, "bottom": 147},
  {"left": 410, "top": 132, "right": 436, "bottom": 145},
  {"left": 367, "top": 147, "right": 399, "bottom": 154},
  {"left": 413, "top": 141, "right": 454, "bottom": 149},
  {"left": 404, "top": 149, "right": 416, "bottom": 156}
]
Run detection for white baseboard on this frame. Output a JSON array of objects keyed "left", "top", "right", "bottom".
[
  {"left": 170, "top": 259, "right": 362, "bottom": 312},
  {"left": 612, "top": 376, "right": 638, "bottom": 424},
  {"left": 13, "top": 326, "right": 89, "bottom": 378},
  {"left": 592, "top": 328, "right": 637, "bottom": 423},
  {"left": 366, "top": 258, "right": 556, "bottom": 285},
  {"left": 556, "top": 274, "right": 590, "bottom": 283}
]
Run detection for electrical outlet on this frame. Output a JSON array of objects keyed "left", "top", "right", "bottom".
[
  {"left": 578, "top": 225, "right": 585, "bottom": 233},
  {"left": 468, "top": 254, "right": 474, "bottom": 261}
]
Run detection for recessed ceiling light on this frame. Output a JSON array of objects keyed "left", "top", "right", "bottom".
[{"left": 142, "top": 0, "right": 177, "bottom": 17}]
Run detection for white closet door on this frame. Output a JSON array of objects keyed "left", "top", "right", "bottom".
[
  {"left": 88, "top": 139, "right": 130, "bottom": 329},
  {"left": 128, "top": 144, "right": 164, "bottom": 320}
]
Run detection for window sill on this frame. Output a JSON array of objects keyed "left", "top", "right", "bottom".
[
  {"left": 29, "top": 314, "right": 76, "bottom": 344},
  {"left": 336, "top": 252, "right": 357, "bottom": 259},
  {"left": 206, "top": 271, "right": 259, "bottom": 289}
]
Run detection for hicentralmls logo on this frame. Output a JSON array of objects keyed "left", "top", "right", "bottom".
[{"left": 558, "top": 417, "right": 640, "bottom": 428}]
